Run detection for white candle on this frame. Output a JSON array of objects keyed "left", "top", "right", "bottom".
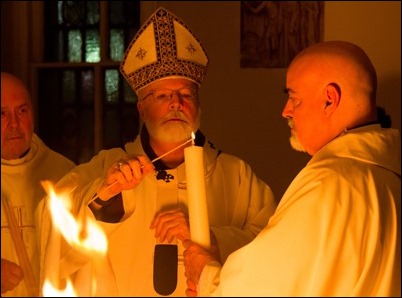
[{"left": 184, "top": 133, "right": 210, "bottom": 249}]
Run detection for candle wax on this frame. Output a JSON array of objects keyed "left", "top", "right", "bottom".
[{"left": 184, "top": 145, "right": 210, "bottom": 249}]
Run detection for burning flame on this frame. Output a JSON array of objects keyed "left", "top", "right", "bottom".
[
  {"left": 191, "top": 131, "right": 195, "bottom": 145},
  {"left": 41, "top": 180, "right": 108, "bottom": 296},
  {"left": 42, "top": 279, "right": 76, "bottom": 297}
]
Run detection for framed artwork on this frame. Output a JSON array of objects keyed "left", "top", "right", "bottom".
[{"left": 241, "top": 1, "right": 324, "bottom": 68}]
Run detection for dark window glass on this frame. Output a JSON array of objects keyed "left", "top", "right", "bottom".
[{"left": 37, "top": 1, "right": 140, "bottom": 164}]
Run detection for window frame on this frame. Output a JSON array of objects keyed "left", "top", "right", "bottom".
[{"left": 29, "top": 1, "right": 140, "bottom": 161}]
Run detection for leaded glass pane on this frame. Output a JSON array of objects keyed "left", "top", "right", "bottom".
[
  {"left": 68, "top": 30, "right": 83, "bottom": 62},
  {"left": 121, "top": 1, "right": 140, "bottom": 27},
  {"left": 81, "top": 70, "right": 94, "bottom": 105},
  {"left": 62, "top": 70, "right": 76, "bottom": 104},
  {"left": 59, "top": 108, "right": 81, "bottom": 162},
  {"left": 123, "top": 80, "right": 137, "bottom": 103},
  {"left": 85, "top": 29, "right": 100, "bottom": 62},
  {"left": 62, "top": 1, "right": 85, "bottom": 26},
  {"left": 109, "top": 1, "right": 125, "bottom": 25},
  {"left": 57, "top": 1, "right": 63, "bottom": 24},
  {"left": 110, "top": 29, "right": 124, "bottom": 61},
  {"left": 105, "top": 69, "right": 119, "bottom": 103},
  {"left": 86, "top": 1, "right": 99, "bottom": 25}
]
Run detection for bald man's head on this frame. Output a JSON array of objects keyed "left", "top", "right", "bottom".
[
  {"left": 283, "top": 41, "right": 378, "bottom": 155},
  {"left": 1, "top": 72, "right": 34, "bottom": 160}
]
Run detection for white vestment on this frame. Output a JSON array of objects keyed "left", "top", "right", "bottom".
[
  {"left": 1, "top": 133, "right": 75, "bottom": 297},
  {"left": 198, "top": 125, "right": 401, "bottom": 297},
  {"left": 47, "top": 130, "right": 276, "bottom": 296}
]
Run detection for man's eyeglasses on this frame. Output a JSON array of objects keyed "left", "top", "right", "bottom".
[{"left": 141, "top": 88, "right": 198, "bottom": 103}]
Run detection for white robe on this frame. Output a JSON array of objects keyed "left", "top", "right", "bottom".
[
  {"left": 47, "top": 131, "right": 277, "bottom": 296},
  {"left": 198, "top": 124, "right": 401, "bottom": 297},
  {"left": 1, "top": 133, "right": 75, "bottom": 297}
]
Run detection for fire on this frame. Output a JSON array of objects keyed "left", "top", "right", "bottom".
[
  {"left": 41, "top": 180, "right": 108, "bottom": 296},
  {"left": 191, "top": 131, "right": 195, "bottom": 145},
  {"left": 42, "top": 279, "right": 76, "bottom": 297}
]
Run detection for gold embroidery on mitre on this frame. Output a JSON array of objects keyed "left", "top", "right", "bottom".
[
  {"left": 120, "top": 7, "right": 209, "bottom": 93},
  {"left": 186, "top": 43, "right": 196, "bottom": 55},
  {"left": 136, "top": 48, "right": 147, "bottom": 61}
]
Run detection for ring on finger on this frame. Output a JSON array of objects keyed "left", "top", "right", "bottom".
[{"left": 117, "top": 161, "right": 125, "bottom": 171}]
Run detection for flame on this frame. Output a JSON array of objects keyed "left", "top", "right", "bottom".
[
  {"left": 41, "top": 180, "right": 108, "bottom": 296},
  {"left": 191, "top": 131, "right": 195, "bottom": 145},
  {"left": 43, "top": 279, "right": 76, "bottom": 297},
  {"left": 42, "top": 180, "right": 108, "bottom": 253}
]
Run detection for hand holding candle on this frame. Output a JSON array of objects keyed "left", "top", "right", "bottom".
[{"left": 184, "top": 132, "right": 210, "bottom": 249}]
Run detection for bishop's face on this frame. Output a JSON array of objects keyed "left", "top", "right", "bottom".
[{"left": 137, "top": 78, "right": 201, "bottom": 143}]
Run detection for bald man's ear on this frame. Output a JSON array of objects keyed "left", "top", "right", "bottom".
[{"left": 324, "top": 82, "right": 341, "bottom": 114}]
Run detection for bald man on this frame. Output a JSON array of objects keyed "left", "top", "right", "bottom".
[
  {"left": 1, "top": 72, "right": 75, "bottom": 296},
  {"left": 183, "top": 41, "right": 401, "bottom": 296}
]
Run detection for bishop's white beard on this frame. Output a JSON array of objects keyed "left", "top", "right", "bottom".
[{"left": 146, "top": 111, "right": 201, "bottom": 143}]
